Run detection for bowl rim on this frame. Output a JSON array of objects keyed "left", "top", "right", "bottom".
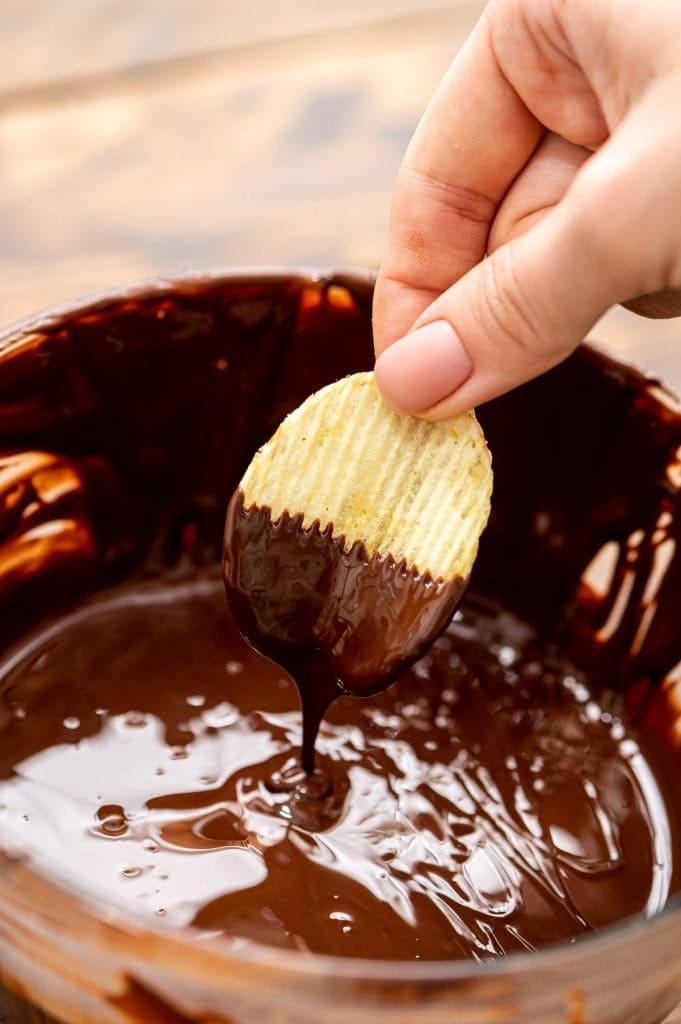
[
  {"left": 0, "top": 265, "right": 376, "bottom": 350},
  {"left": 0, "top": 265, "right": 679, "bottom": 988}
]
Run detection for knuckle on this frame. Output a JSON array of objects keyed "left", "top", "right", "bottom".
[{"left": 399, "top": 167, "right": 497, "bottom": 227}]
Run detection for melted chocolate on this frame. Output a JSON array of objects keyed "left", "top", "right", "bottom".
[
  {"left": 0, "top": 272, "right": 676, "bottom": 970},
  {"left": 223, "top": 492, "right": 465, "bottom": 771},
  {"left": 0, "top": 573, "right": 676, "bottom": 961}
]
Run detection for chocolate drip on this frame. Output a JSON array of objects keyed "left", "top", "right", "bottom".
[{"left": 223, "top": 491, "right": 466, "bottom": 770}]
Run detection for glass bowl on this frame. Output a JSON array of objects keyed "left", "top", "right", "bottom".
[{"left": 0, "top": 268, "right": 679, "bottom": 1024}]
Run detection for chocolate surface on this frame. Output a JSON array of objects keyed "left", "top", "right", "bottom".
[
  {"left": 0, "top": 272, "right": 677, "bottom": 969},
  {"left": 223, "top": 493, "right": 466, "bottom": 771},
  {"left": 0, "top": 572, "right": 677, "bottom": 960}
]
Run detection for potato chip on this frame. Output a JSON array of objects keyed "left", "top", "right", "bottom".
[{"left": 239, "top": 371, "right": 492, "bottom": 582}]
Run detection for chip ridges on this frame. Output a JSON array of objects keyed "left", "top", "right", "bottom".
[{"left": 239, "top": 371, "right": 492, "bottom": 581}]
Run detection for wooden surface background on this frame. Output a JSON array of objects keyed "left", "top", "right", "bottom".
[
  {"left": 1, "top": 0, "right": 680, "bottom": 395},
  {"left": 0, "top": 2, "right": 680, "bottom": 1022}
]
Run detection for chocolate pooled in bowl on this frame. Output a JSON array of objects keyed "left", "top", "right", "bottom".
[{"left": 0, "top": 271, "right": 678, "bottom": 1024}]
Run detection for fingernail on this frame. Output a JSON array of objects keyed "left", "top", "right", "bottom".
[{"left": 374, "top": 320, "right": 473, "bottom": 414}]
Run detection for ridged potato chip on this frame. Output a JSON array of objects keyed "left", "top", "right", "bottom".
[
  {"left": 239, "top": 371, "right": 492, "bottom": 581},
  {"left": 224, "top": 371, "right": 493, "bottom": 707}
]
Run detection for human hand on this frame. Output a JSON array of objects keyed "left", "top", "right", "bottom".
[{"left": 373, "top": 0, "right": 681, "bottom": 418}]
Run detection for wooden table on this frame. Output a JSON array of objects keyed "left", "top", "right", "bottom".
[
  {"left": 0, "top": 0, "right": 679, "bottom": 394},
  {"left": 0, "top": 2, "right": 679, "bottom": 1021}
]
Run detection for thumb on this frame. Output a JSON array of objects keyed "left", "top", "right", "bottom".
[{"left": 373, "top": 196, "right": 634, "bottom": 421}]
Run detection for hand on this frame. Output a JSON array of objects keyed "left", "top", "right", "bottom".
[{"left": 373, "top": 0, "right": 681, "bottom": 418}]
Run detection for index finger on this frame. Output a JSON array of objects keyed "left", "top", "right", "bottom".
[{"left": 373, "top": 9, "right": 541, "bottom": 355}]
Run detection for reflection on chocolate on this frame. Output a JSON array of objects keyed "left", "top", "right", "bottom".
[
  {"left": 0, "top": 574, "right": 676, "bottom": 960},
  {"left": 0, "top": 272, "right": 677, "bottom": 967},
  {"left": 223, "top": 492, "right": 466, "bottom": 771}
]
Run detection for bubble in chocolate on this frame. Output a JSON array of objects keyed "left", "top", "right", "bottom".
[
  {"left": 203, "top": 701, "right": 239, "bottom": 728},
  {"left": 94, "top": 805, "right": 128, "bottom": 837},
  {"left": 123, "top": 711, "right": 149, "bottom": 728},
  {"left": 198, "top": 772, "right": 218, "bottom": 786}
]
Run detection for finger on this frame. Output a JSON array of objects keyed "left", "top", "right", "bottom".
[
  {"left": 378, "top": 135, "right": 593, "bottom": 416},
  {"left": 491, "top": 133, "right": 681, "bottom": 319},
  {"left": 372, "top": 200, "right": 621, "bottom": 418},
  {"left": 376, "top": 72, "right": 681, "bottom": 420},
  {"left": 488, "top": 133, "right": 591, "bottom": 251},
  {"left": 372, "top": 8, "right": 542, "bottom": 357},
  {"left": 372, "top": 0, "right": 617, "bottom": 359}
]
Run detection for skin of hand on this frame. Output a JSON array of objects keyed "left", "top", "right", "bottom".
[{"left": 372, "top": 0, "right": 681, "bottom": 419}]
